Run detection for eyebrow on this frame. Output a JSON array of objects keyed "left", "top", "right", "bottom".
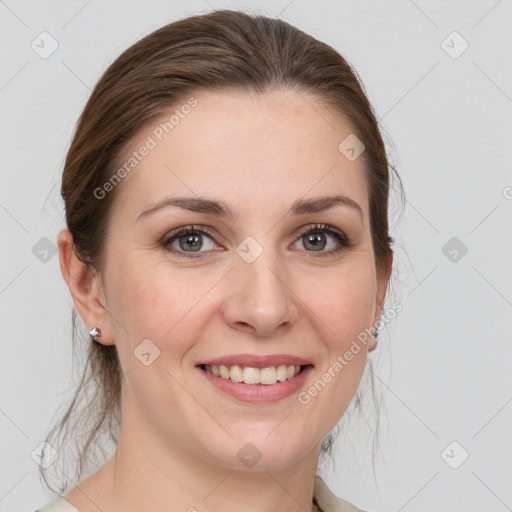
[{"left": 136, "top": 194, "right": 364, "bottom": 223}]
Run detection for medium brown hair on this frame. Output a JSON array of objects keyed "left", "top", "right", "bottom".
[{"left": 41, "top": 8, "right": 404, "bottom": 495}]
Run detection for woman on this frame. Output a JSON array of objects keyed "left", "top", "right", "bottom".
[{"left": 36, "top": 9, "right": 402, "bottom": 512}]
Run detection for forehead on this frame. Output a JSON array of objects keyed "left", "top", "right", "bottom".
[{"left": 110, "top": 88, "right": 369, "bottom": 221}]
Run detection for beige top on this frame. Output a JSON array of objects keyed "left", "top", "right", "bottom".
[{"left": 35, "top": 474, "right": 366, "bottom": 512}]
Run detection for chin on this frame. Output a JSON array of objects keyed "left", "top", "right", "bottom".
[{"left": 201, "top": 432, "right": 316, "bottom": 471}]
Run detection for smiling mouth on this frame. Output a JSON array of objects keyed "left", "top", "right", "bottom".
[{"left": 198, "top": 363, "right": 311, "bottom": 386}]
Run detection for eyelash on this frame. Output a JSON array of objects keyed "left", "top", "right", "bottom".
[{"left": 160, "top": 223, "right": 353, "bottom": 259}]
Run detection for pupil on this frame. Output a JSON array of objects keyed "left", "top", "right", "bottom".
[
  {"left": 180, "top": 234, "right": 202, "bottom": 252},
  {"left": 305, "top": 233, "right": 325, "bottom": 251}
]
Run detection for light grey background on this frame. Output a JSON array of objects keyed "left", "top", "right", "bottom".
[{"left": 1, "top": 1, "right": 511, "bottom": 511}]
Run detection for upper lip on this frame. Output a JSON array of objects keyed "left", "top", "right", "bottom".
[{"left": 197, "top": 354, "right": 313, "bottom": 368}]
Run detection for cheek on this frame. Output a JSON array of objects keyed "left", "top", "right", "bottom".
[
  {"left": 105, "top": 253, "right": 218, "bottom": 357},
  {"left": 300, "top": 263, "right": 375, "bottom": 383},
  {"left": 304, "top": 263, "right": 377, "bottom": 343},
  {"left": 291, "top": 267, "right": 376, "bottom": 440}
]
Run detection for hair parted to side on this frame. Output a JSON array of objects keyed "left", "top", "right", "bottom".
[{"left": 40, "top": 8, "right": 404, "bottom": 496}]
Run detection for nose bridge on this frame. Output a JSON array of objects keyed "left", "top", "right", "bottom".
[{"left": 224, "top": 235, "right": 298, "bottom": 335}]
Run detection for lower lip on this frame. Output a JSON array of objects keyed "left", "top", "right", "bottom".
[{"left": 196, "top": 365, "right": 313, "bottom": 403}]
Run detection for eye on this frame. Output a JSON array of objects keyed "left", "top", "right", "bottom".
[
  {"left": 291, "top": 223, "right": 353, "bottom": 256},
  {"left": 161, "top": 223, "right": 353, "bottom": 259},
  {"left": 161, "top": 225, "right": 219, "bottom": 259}
]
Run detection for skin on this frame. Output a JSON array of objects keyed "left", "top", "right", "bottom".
[{"left": 58, "top": 88, "right": 392, "bottom": 512}]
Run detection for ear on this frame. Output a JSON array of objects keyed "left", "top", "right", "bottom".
[
  {"left": 57, "top": 228, "right": 115, "bottom": 346},
  {"left": 368, "top": 250, "right": 393, "bottom": 353}
]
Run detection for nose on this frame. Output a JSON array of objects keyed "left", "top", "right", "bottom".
[{"left": 222, "top": 249, "right": 299, "bottom": 337}]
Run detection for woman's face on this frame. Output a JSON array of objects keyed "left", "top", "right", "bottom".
[{"left": 94, "top": 89, "right": 391, "bottom": 469}]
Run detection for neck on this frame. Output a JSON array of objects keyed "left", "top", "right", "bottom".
[{"left": 64, "top": 402, "right": 323, "bottom": 512}]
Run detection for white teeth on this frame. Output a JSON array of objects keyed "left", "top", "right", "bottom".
[
  {"left": 276, "top": 364, "right": 288, "bottom": 382},
  {"left": 230, "top": 365, "right": 243, "bottom": 383},
  {"left": 203, "top": 364, "right": 303, "bottom": 385},
  {"left": 243, "top": 366, "right": 261, "bottom": 385},
  {"left": 259, "top": 367, "right": 277, "bottom": 385}
]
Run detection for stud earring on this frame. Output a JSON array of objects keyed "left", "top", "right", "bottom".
[{"left": 89, "top": 327, "right": 102, "bottom": 343}]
